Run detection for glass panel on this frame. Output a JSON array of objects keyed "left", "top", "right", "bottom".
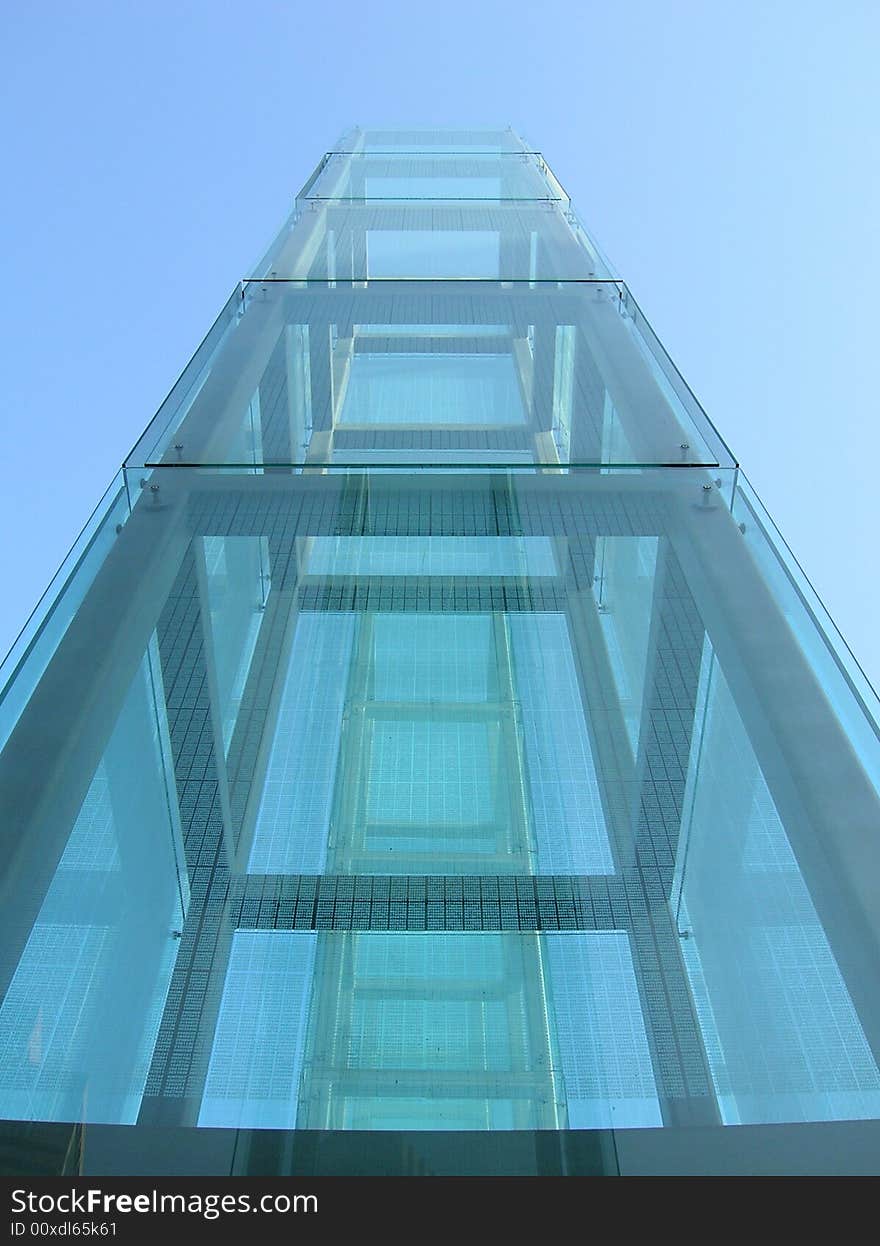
[
  {"left": 124, "top": 289, "right": 241, "bottom": 471},
  {"left": 0, "top": 641, "right": 186, "bottom": 1125},
  {"left": 306, "top": 152, "right": 557, "bottom": 203},
  {"left": 200, "top": 536, "right": 270, "bottom": 756},
  {"left": 668, "top": 469, "right": 880, "bottom": 1128},
  {"left": 241, "top": 599, "right": 617, "bottom": 877},
  {"left": 365, "top": 229, "right": 502, "bottom": 279},
  {"left": 199, "top": 931, "right": 316, "bottom": 1129},
  {"left": 0, "top": 473, "right": 129, "bottom": 756},
  {"left": 338, "top": 351, "right": 525, "bottom": 426},
  {"left": 676, "top": 643, "right": 880, "bottom": 1123},
  {"left": 126, "top": 283, "right": 734, "bottom": 470},
  {"left": 552, "top": 323, "right": 576, "bottom": 459},
  {"left": 200, "top": 931, "right": 658, "bottom": 1132},
  {"left": 258, "top": 202, "right": 607, "bottom": 281},
  {"left": 591, "top": 536, "right": 659, "bottom": 758},
  {"left": 731, "top": 475, "right": 880, "bottom": 799}
]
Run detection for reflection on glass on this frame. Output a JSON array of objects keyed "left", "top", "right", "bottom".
[
  {"left": 201, "top": 932, "right": 659, "bottom": 1131},
  {"left": 0, "top": 643, "right": 185, "bottom": 1124},
  {"left": 200, "top": 537, "right": 270, "bottom": 756},
  {"left": 677, "top": 641, "right": 880, "bottom": 1124},
  {"left": 592, "top": 536, "right": 658, "bottom": 758},
  {"left": 245, "top": 605, "right": 611, "bottom": 878}
]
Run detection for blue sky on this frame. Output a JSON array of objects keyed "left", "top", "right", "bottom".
[{"left": 1, "top": 1, "right": 879, "bottom": 685}]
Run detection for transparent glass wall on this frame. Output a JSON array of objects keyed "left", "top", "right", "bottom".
[
  {"left": 0, "top": 632, "right": 186, "bottom": 1125},
  {"left": 2, "top": 128, "right": 880, "bottom": 1175}
]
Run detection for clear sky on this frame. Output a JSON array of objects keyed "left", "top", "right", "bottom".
[{"left": 1, "top": 1, "right": 879, "bottom": 687}]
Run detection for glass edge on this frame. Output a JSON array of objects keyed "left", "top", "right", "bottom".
[
  {"left": 322, "top": 149, "right": 545, "bottom": 157},
  {"left": 301, "top": 195, "right": 566, "bottom": 203},
  {"left": 621, "top": 285, "right": 738, "bottom": 470},
  {"left": 734, "top": 470, "right": 880, "bottom": 725},
  {"left": 136, "top": 461, "right": 728, "bottom": 472},
  {"left": 0, "top": 470, "right": 128, "bottom": 701},
  {"left": 123, "top": 286, "right": 242, "bottom": 469},
  {"left": 240, "top": 277, "right": 624, "bottom": 287}
]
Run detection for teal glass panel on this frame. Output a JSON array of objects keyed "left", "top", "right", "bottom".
[
  {"left": 242, "top": 595, "right": 614, "bottom": 877},
  {"left": 0, "top": 473, "right": 129, "bottom": 756},
  {"left": 667, "top": 467, "right": 880, "bottom": 1129},
  {"left": 508, "top": 613, "right": 614, "bottom": 874},
  {"left": 552, "top": 323, "right": 576, "bottom": 459},
  {"left": 364, "top": 229, "right": 503, "bottom": 278},
  {"left": 303, "top": 536, "right": 557, "bottom": 577},
  {"left": 338, "top": 352, "right": 525, "bottom": 426},
  {"left": 198, "top": 932, "right": 317, "bottom": 1129},
  {"left": 248, "top": 613, "right": 355, "bottom": 874},
  {"left": 676, "top": 642, "right": 880, "bottom": 1124},
  {"left": 199, "top": 536, "right": 270, "bottom": 756},
  {"left": 0, "top": 641, "right": 186, "bottom": 1125},
  {"left": 591, "top": 536, "right": 659, "bottom": 758},
  {"left": 199, "top": 932, "right": 658, "bottom": 1131},
  {"left": 731, "top": 474, "right": 880, "bottom": 800},
  {"left": 124, "top": 289, "right": 241, "bottom": 471}
]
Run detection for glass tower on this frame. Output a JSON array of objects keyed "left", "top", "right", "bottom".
[{"left": 2, "top": 128, "right": 880, "bottom": 1176}]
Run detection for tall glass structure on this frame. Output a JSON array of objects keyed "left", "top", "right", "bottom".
[{"left": 2, "top": 128, "right": 880, "bottom": 1177}]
